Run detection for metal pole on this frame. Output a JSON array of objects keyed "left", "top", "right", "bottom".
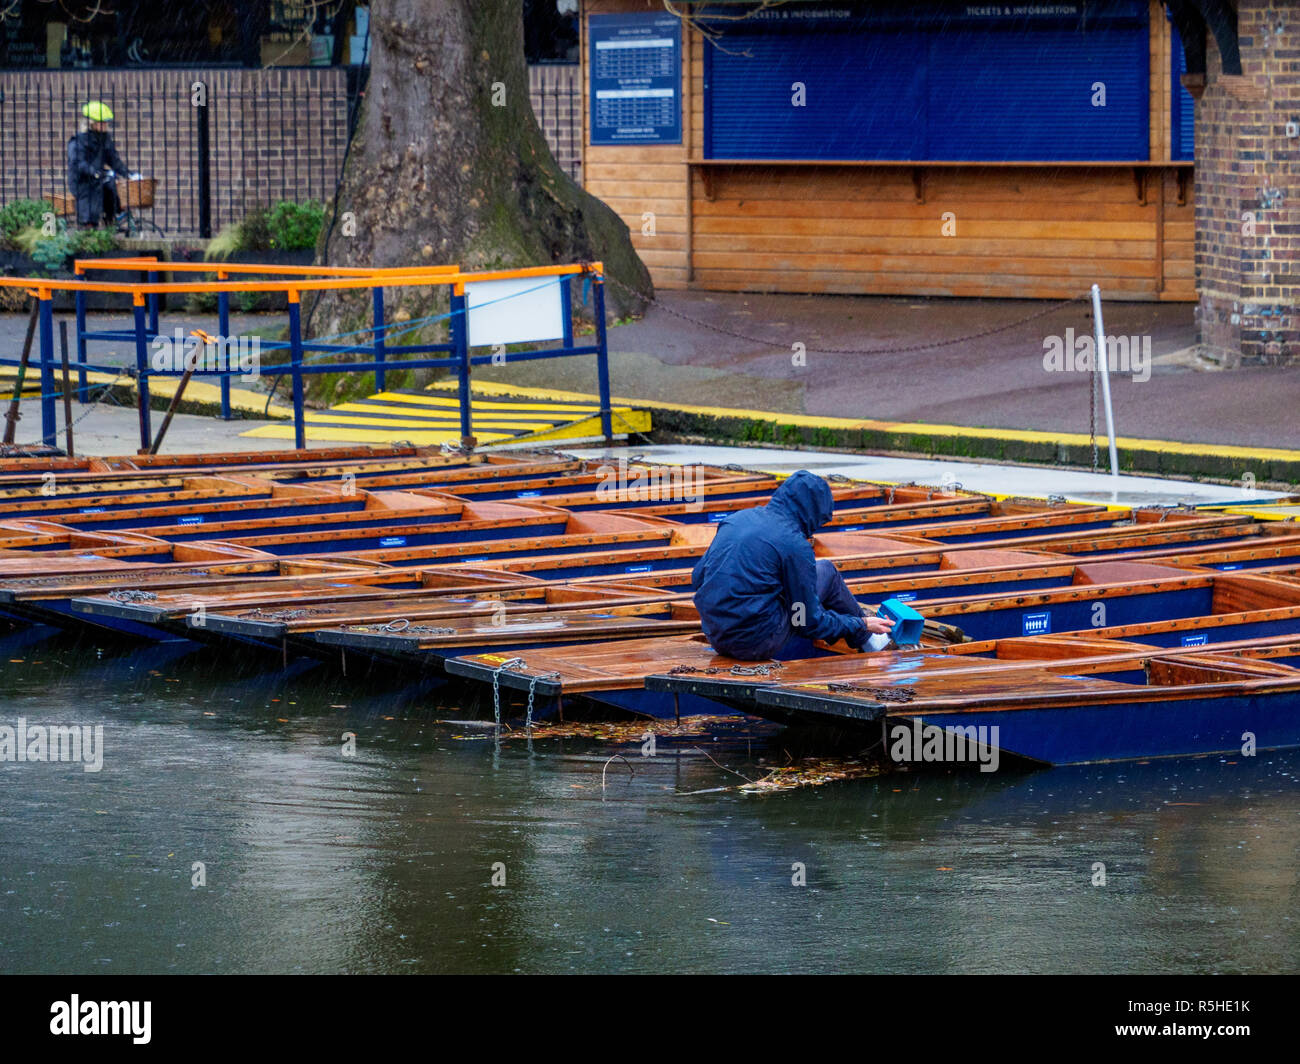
[
  {"left": 592, "top": 272, "right": 613, "bottom": 443},
  {"left": 58, "top": 320, "right": 75, "bottom": 456},
  {"left": 133, "top": 295, "right": 152, "bottom": 452},
  {"left": 147, "top": 269, "right": 159, "bottom": 335},
  {"left": 288, "top": 291, "right": 306, "bottom": 450},
  {"left": 451, "top": 289, "right": 473, "bottom": 448},
  {"left": 1090, "top": 284, "right": 1120, "bottom": 479},
  {"left": 196, "top": 92, "right": 212, "bottom": 239},
  {"left": 373, "top": 286, "right": 386, "bottom": 392},
  {"left": 217, "top": 276, "right": 232, "bottom": 419},
  {"left": 3, "top": 297, "right": 39, "bottom": 444},
  {"left": 37, "top": 292, "right": 57, "bottom": 448}
]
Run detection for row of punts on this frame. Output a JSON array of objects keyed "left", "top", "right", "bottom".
[{"left": 1, "top": 444, "right": 1299, "bottom": 769}]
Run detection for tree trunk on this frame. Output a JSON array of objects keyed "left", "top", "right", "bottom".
[{"left": 307, "top": 0, "right": 651, "bottom": 394}]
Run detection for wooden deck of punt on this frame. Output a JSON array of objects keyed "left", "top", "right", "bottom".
[
  {"left": 0, "top": 445, "right": 475, "bottom": 494},
  {"left": 311, "top": 568, "right": 1300, "bottom": 677},
  {"left": 158, "top": 580, "right": 687, "bottom": 647},
  {"left": 441, "top": 513, "right": 1252, "bottom": 585},
  {"left": 48, "top": 478, "right": 889, "bottom": 542},
  {"left": 61, "top": 539, "right": 1300, "bottom": 648},
  {"left": 745, "top": 639, "right": 1300, "bottom": 765},
  {"left": 308, "top": 600, "right": 708, "bottom": 661},
  {"left": 442, "top": 571, "right": 1300, "bottom": 717},
  {"left": 0, "top": 514, "right": 1265, "bottom": 635},
  {"left": 0, "top": 445, "right": 424, "bottom": 485},
  {"left": 645, "top": 631, "right": 1300, "bottom": 710},
  {"left": 0, "top": 462, "right": 776, "bottom": 526},
  {"left": 0, "top": 448, "right": 589, "bottom": 500},
  {"left": 34, "top": 484, "right": 993, "bottom": 549}
]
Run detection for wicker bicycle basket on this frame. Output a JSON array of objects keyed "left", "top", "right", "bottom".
[{"left": 49, "top": 177, "right": 155, "bottom": 216}]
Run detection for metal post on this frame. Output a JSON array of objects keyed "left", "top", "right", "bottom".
[
  {"left": 196, "top": 93, "right": 212, "bottom": 239},
  {"left": 560, "top": 276, "right": 574, "bottom": 348},
  {"left": 217, "top": 277, "right": 232, "bottom": 420},
  {"left": 288, "top": 291, "right": 306, "bottom": 450},
  {"left": 147, "top": 270, "right": 159, "bottom": 335},
  {"left": 133, "top": 295, "right": 152, "bottom": 452},
  {"left": 451, "top": 288, "right": 473, "bottom": 447},
  {"left": 592, "top": 272, "right": 613, "bottom": 443},
  {"left": 373, "top": 286, "right": 386, "bottom": 391},
  {"left": 37, "top": 292, "right": 57, "bottom": 448},
  {"left": 58, "top": 320, "right": 74, "bottom": 457},
  {"left": 1089, "top": 284, "right": 1120, "bottom": 478},
  {"left": 74, "top": 288, "right": 88, "bottom": 402}
]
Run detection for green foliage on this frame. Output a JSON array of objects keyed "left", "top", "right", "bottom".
[
  {"left": 74, "top": 227, "right": 119, "bottom": 254},
  {"left": 0, "top": 199, "right": 55, "bottom": 250},
  {"left": 203, "top": 201, "right": 322, "bottom": 259},
  {"left": 203, "top": 224, "right": 244, "bottom": 261},
  {"left": 10, "top": 218, "right": 121, "bottom": 274},
  {"left": 239, "top": 207, "right": 274, "bottom": 252},
  {"left": 266, "top": 200, "right": 325, "bottom": 250}
]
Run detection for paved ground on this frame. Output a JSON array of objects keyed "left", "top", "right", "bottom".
[
  {"left": 479, "top": 292, "right": 1300, "bottom": 451},
  {"left": 3, "top": 291, "right": 1298, "bottom": 454}
]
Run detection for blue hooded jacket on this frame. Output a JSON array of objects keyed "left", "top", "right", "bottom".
[{"left": 691, "top": 470, "right": 867, "bottom": 660}]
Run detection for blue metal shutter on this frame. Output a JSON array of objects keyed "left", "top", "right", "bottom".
[
  {"left": 706, "top": 22, "right": 1149, "bottom": 162},
  {"left": 703, "top": 29, "right": 927, "bottom": 160},
  {"left": 926, "top": 28, "right": 1149, "bottom": 161},
  {"left": 1170, "top": 23, "right": 1195, "bottom": 160}
]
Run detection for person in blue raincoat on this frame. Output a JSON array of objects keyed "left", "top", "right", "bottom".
[
  {"left": 66, "top": 101, "right": 130, "bottom": 227},
  {"left": 692, "top": 470, "right": 894, "bottom": 660}
]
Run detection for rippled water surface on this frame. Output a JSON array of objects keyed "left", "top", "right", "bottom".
[{"left": 2, "top": 628, "right": 1297, "bottom": 974}]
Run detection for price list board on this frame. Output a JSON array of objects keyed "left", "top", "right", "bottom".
[{"left": 589, "top": 13, "right": 681, "bottom": 146}]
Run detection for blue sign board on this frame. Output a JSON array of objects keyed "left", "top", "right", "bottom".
[
  {"left": 589, "top": 13, "right": 681, "bottom": 146},
  {"left": 1022, "top": 611, "right": 1052, "bottom": 636}
]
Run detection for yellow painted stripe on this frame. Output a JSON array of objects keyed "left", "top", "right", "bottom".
[{"left": 432, "top": 379, "right": 1300, "bottom": 464}]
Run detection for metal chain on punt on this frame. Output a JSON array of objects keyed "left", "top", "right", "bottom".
[
  {"left": 381, "top": 618, "right": 456, "bottom": 635},
  {"left": 490, "top": 657, "right": 526, "bottom": 728},
  {"left": 603, "top": 274, "right": 1088, "bottom": 356},
  {"left": 525, "top": 671, "right": 561, "bottom": 731},
  {"left": 729, "top": 662, "right": 785, "bottom": 676},
  {"left": 826, "top": 683, "right": 916, "bottom": 702},
  {"left": 108, "top": 589, "right": 156, "bottom": 603}
]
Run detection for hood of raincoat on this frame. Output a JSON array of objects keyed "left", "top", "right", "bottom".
[{"left": 765, "top": 470, "right": 833, "bottom": 538}]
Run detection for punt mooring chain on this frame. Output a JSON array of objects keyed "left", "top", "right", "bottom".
[
  {"left": 380, "top": 618, "right": 456, "bottom": 635},
  {"left": 825, "top": 683, "right": 917, "bottom": 703},
  {"left": 601, "top": 274, "right": 1090, "bottom": 356},
  {"left": 490, "top": 657, "right": 527, "bottom": 728},
  {"left": 107, "top": 589, "right": 157, "bottom": 603}
]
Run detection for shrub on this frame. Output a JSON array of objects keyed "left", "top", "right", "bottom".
[
  {"left": 9, "top": 217, "right": 119, "bottom": 273},
  {"left": 0, "top": 199, "right": 55, "bottom": 250},
  {"left": 266, "top": 200, "right": 324, "bottom": 251}
]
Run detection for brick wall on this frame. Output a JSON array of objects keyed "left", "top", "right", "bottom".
[
  {"left": 1193, "top": 0, "right": 1300, "bottom": 366},
  {"left": 0, "top": 67, "right": 349, "bottom": 237},
  {"left": 529, "top": 64, "right": 581, "bottom": 183}
]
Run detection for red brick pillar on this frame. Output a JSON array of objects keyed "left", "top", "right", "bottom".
[{"left": 1192, "top": 0, "right": 1299, "bottom": 367}]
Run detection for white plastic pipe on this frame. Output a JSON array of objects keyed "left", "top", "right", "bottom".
[{"left": 1090, "top": 283, "right": 1120, "bottom": 479}]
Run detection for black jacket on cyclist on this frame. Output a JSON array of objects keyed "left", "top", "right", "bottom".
[{"left": 66, "top": 130, "right": 128, "bottom": 226}]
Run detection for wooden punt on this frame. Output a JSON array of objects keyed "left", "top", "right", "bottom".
[
  {"left": 0, "top": 461, "right": 774, "bottom": 530},
  {"left": 0, "top": 447, "right": 578, "bottom": 500},
  {"left": 441, "top": 513, "right": 1252, "bottom": 585},
  {"left": 75, "top": 578, "right": 680, "bottom": 648},
  {"left": 309, "top": 600, "right": 707, "bottom": 666},
  {"left": 445, "top": 571, "right": 1300, "bottom": 719},
  {"left": 0, "top": 514, "right": 1262, "bottom": 637},
  {"left": 749, "top": 638, "right": 1300, "bottom": 765}
]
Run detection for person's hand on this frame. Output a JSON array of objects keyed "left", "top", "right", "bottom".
[{"left": 865, "top": 614, "right": 895, "bottom": 636}]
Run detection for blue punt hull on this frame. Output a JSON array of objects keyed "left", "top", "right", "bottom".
[{"left": 884, "top": 689, "right": 1300, "bottom": 766}]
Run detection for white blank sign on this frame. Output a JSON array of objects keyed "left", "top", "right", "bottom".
[{"left": 464, "top": 276, "right": 566, "bottom": 348}]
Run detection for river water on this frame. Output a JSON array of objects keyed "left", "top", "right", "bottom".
[{"left": 2, "top": 627, "right": 1297, "bottom": 975}]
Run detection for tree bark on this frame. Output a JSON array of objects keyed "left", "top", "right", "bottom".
[{"left": 308, "top": 0, "right": 651, "bottom": 382}]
